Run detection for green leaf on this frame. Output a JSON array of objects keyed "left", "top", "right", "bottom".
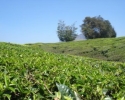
[
  {"left": 8, "top": 87, "right": 16, "bottom": 93},
  {"left": 54, "top": 92, "right": 61, "bottom": 100},
  {"left": 102, "top": 88, "right": 108, "bottom": 95},
  {"left": 0, "top": 82, "right": 4, "bottom": 90},
  {"left": 104, "top": 96, "right": 112, "bottom": 100},
  {"left": 56, "top": 83, "right": 81, "bottom": 100},
  {"left": 3, "top": 94, "right": 11, "bottom": 100},
  {"left": 4, "top": 72, "right": 9, "bottom": 88}
]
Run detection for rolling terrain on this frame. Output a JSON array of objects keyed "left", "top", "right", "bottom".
[
  {"left": 27, "top": 37, "right": 125, "bottom": 62},
  {"left": 0, "top": 37, "right": 125, "bottom": 99}
]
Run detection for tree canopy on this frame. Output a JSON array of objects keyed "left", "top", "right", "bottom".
[
  {"left": 81, "top": 16, "right": 116, "bottom": 39},
  {"left": 57, "top": 21, "right": 77, "bottom": 42}
]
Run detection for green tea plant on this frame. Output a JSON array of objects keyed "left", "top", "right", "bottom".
[{"left": 0, "top": 42, "right": 125, "bottom": 100}]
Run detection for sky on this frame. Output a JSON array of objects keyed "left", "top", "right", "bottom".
[{"left": 0, "top": 0, "right": 125, "bottom": 44}]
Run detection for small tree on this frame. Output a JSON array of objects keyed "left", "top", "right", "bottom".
[
  {"left": 57, "top": 21, "right": 77, "bottom": 42},
  {"left": 81, "top": 16, "right": 116, "bottom": 39}
]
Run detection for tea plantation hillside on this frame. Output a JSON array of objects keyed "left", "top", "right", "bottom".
[
  {"left": 27, "top": 37, "right": 125, "bottom": 62},
  {"left": 0, "top": 42, "right": 125, "bottom": 99}
]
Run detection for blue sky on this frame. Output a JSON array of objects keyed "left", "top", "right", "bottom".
[{"left": 0, "top": 0, "right": 125, "bottom": 44}]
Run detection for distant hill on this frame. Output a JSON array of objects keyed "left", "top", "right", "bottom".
[
  {"left": 75, "top": 34, "right": 86, "bottom": 41},
  {"left": 27, "top": 37, "right": 125, "bottom": 62}
]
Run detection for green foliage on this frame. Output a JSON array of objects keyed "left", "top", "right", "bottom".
[
  {"left": 28, "top": 37, "right": 125, "bottom": 62},
  {"left": 57, "top": 20, "right": 77, "bottom": 42},
  {"left": 55, "top": 83, "right": 80, "bottom": 100},
  {"left": 0, "top": 42, "right": 125, "bottom": 99},
  {"left": 81, "top": 15, "right": 116, "bottom": 39}
]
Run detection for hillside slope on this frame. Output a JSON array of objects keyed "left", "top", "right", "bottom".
[
  {"left": 27, "top": 37, "right": 125, "bottom": 62},
  {"left": 0, "top": 42, "right": 125, "bottom": 99}
]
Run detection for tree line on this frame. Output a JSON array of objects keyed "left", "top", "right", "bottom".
[{"left": 57, "top": 15, "right": 116, "bottom": 42}]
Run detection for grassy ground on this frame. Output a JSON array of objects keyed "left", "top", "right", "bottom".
[{"left": 26, "top": 37, "right": 125, "bottom": 62}]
